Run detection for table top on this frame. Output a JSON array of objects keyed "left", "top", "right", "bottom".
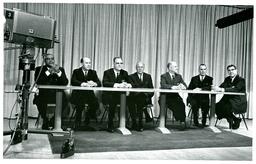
[
  {"left": 32, "top": 85, "right": 245, "bottom": 96},
  {"left": 4, "top": 85, "right": 245, "bottom": 96}
]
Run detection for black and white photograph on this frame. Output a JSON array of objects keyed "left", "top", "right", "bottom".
[{"left": 1, "top": 0, "right": 254, "bottom": 161}]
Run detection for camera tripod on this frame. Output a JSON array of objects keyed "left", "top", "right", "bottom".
[{"left": 3, "top": 45, "right": 74, "bottom": 158}]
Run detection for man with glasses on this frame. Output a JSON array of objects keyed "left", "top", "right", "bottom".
[
  {"left": 70, "top": 57, "right": 101, "bottom": 130},
  {"left": 128, "top": 61, "right": 154, "bottom": 131},
  {"left": 187, "top": 64, "right": 213, "bottom": 127},
  {"left": 213, "top": 64, "right": 247, "bottom": 129},
  {"left": 33, "top": 54, "right": 68, "bottom": 130},
  {"left": 103, "top": 57, "right": 132, "bottom": 132}
]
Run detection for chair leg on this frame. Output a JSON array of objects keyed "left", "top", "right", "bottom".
[
  {"left": 215, "top": 118, "right": 218, "bottom": 126},
  {"left": 165, "top": 108, "right": 168, "bottom": 126},
  {"left": 156, "top": 107, "right": 168, "bottom": 126},
  {"left": 100, "top": 107, "right": 108, "bottom": 124},
  {"left": 156, "top": 115, "right": 159, "bottom": 125},
  {"left": 240, "top": 114, "right": 248, "bottom": 130},
  {"left": 187, "top": 107, "right": 192, "bottom": 125},
  {"left": 126, "top": 108, "right": 131, "bottom": 126},
  {"left": 69, "top": 107, "right": 76, "bottom": 124},
  {"left": 148, "top": 107, "right": 155, "bottom": 126},
  {"left": 35, "top": 113, "right": 40, "bottom": 128}
]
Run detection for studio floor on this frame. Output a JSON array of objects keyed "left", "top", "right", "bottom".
[{"left": 2, "top": 118, "right": 253, "bottom": 160}]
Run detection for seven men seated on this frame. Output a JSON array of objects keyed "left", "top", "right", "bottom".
[{"left": 34, "top": 56, "right": 246, "bottom": 131}]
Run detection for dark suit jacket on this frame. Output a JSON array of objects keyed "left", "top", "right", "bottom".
[
  {"left": 187, "top": 75, "right": 213, "bottom": 103},
  {"left": 160, "top": 72, "right": 187, "bottom": 99},
  {"left": 102, "top": 68, "right": 131, "bottom": 104},
  {"left": 33, "top": 65, "right": 68, "bottom": 104},
  {"left": 70, "top": 68, "right": 101, "bottom": 105},
  {"left": 103, "top": 68, "right": 130, "bottom": 87},
  {"left": 129, "top": 72, "right": 154, "bottom": 104},
  {"left": 220, "top": 75, "right": 247, "bottom": 114}
]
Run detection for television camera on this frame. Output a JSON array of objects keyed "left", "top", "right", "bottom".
[{"left": 4, "top": 8, "right": 74, "bottom": 158}]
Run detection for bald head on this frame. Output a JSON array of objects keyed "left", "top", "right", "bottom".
[
  {"left": 136, "top": 61, "right": 145, "bottom": 74},
  {"left": 81, "top": 57, "right": 91, "bottom": 70},
  {"left": 167, "top": 61, "right": 178, "bottom": 73}
]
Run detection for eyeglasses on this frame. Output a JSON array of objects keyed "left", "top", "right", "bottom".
[
  {"left": 45, "top": 57, "right": 54, "bottom": 60},
  {"left": 115, "top": 62, "right": 123, "bottom": 64},
  {"left": 228, "top": 68, "right": 236, "bottom": 71}
]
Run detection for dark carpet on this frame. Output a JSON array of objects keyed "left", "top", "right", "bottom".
[{"left": 48, "top": 125, "right": 252, "bottom": 154}]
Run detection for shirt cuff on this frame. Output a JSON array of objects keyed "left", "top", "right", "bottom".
[
  {"left": 57, "top": 71, "right": 62, "bottom": 77},
  {"left": 45, "top": 70, "right": 51, "bottom": 76}
]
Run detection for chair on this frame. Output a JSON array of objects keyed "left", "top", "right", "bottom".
[
  {"left": 35, "top": 104, "right": 55, "bottom": 129},
  {"left": 100, "top": 104, "right": 121, "bottom": 124},
  {"left": 239, "top": 113, "right": 249, "bottom": 130},
  {"left": 215, "top": 113, "right": 248, "bottom": 130},
  {"left": 126, "top": 104, "right": 155, "bottom": 126},
  {"left": 69, "top": 104, "right": 90, "bottom": 127},
  {"left": 187, "top": 104, "right": 210, "bottom": 126},
  {"left": 215, "top": 93, "right": 248, "bottom": 130},
  {"left": 143, "top": 104, "right": 155, "bottom": 126},
  {"left": 156, "top": 107, "right": 175, "bottom": 126}
]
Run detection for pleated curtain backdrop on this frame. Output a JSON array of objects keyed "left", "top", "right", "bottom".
[{"left": 3, "top": 3, "right": 253, "bottom": 118}]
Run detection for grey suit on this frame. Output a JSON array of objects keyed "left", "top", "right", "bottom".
[{"left": 160, "top": 72, "right": 187, "bottom": 122}]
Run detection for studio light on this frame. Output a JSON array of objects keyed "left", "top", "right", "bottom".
[{"left": 215, "top": 8, "right": 253, "bottom": 28}]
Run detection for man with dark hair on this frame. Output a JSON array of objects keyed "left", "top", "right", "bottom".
[
  {"left": 70, "top": 57, "right": 101, "bottom": 129},
  {"left": 213, "top": 64, "right": 247, "bottom": 129},
  {"left": 128, "top": 61, "right": 154, "bottom": 131},
  {"left": 103, "top": 57, "right": 132, "bottom": 132},
  {"left": 160, "top": 61, "right": 187, "bottom": 130},
  {"left": 187, "top": 64, "right": 213, "bottom": 127},
  {"left": 33, "top": 54, "right": 68, "bottom": 130}
]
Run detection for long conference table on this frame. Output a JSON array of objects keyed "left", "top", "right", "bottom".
[{"left": 36, "top": 85, "right": 245, "bottom": 135}]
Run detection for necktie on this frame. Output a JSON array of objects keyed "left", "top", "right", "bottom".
[
  {"left": 139, "top": 74, "right": 143, "bottom": 82},
  {"left": 116, "top": 72, "right": 120, "bottom": 79},
  {"left": 171, "top": 74, "right": 174, "bottom": 80},
  {"left": 200, "top": 76, "right": 204, "bottom": 81},
  {"left": 84, "top": 70, "right": 88, "bottom": 77}
]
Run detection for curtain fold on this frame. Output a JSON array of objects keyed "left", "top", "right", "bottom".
[{"left": 3, "top": 3, "right": 253, "bottom": 118}]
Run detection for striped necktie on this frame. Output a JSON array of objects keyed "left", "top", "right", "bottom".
[{"left": 139, "top": 74, "right": 143, "bottom": 82}]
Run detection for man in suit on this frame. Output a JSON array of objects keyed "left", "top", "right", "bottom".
[
  {"left": 213, "top": 64, "right": 247, "bottom": 129},
  {"left": 103, "top": 57, "right": 132, "bottom": 132},
  {"left": 128, "top": 61, "right": 154, "bottom": 131},
  {"left": 33, "top": 54, "right": 68, "bottom": 130},
  {"left": 160, "top": 61, "right": 187, "bottom": 130},
  {"left": 187, "top": 64, "right": 213, "bottom": 127},
  {"left": 70, "top": 57, "right": 101, "bottom": 129}
]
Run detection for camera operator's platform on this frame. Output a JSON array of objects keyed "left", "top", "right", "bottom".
[{"left": 3, "top": 118, "right": 252, "bottom": 160}]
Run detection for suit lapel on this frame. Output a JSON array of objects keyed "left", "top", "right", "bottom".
[
  {"left": 196, "top": 75, "right": 200, "bottom": 82},
  {"left": 232, "top": 75, "right": 239, "bottom": 84},
  {"left": 78, "top": 68, "right": 86, "bottom": 81},
  {"left": 166, "top": 72, "right": 173, "bottom": 83},
  {"left": 111, "top": 69, "right": 117, "bottom": 81},
  {"left": 42, "top": 65, "right": 48, "bottom": 72}
]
